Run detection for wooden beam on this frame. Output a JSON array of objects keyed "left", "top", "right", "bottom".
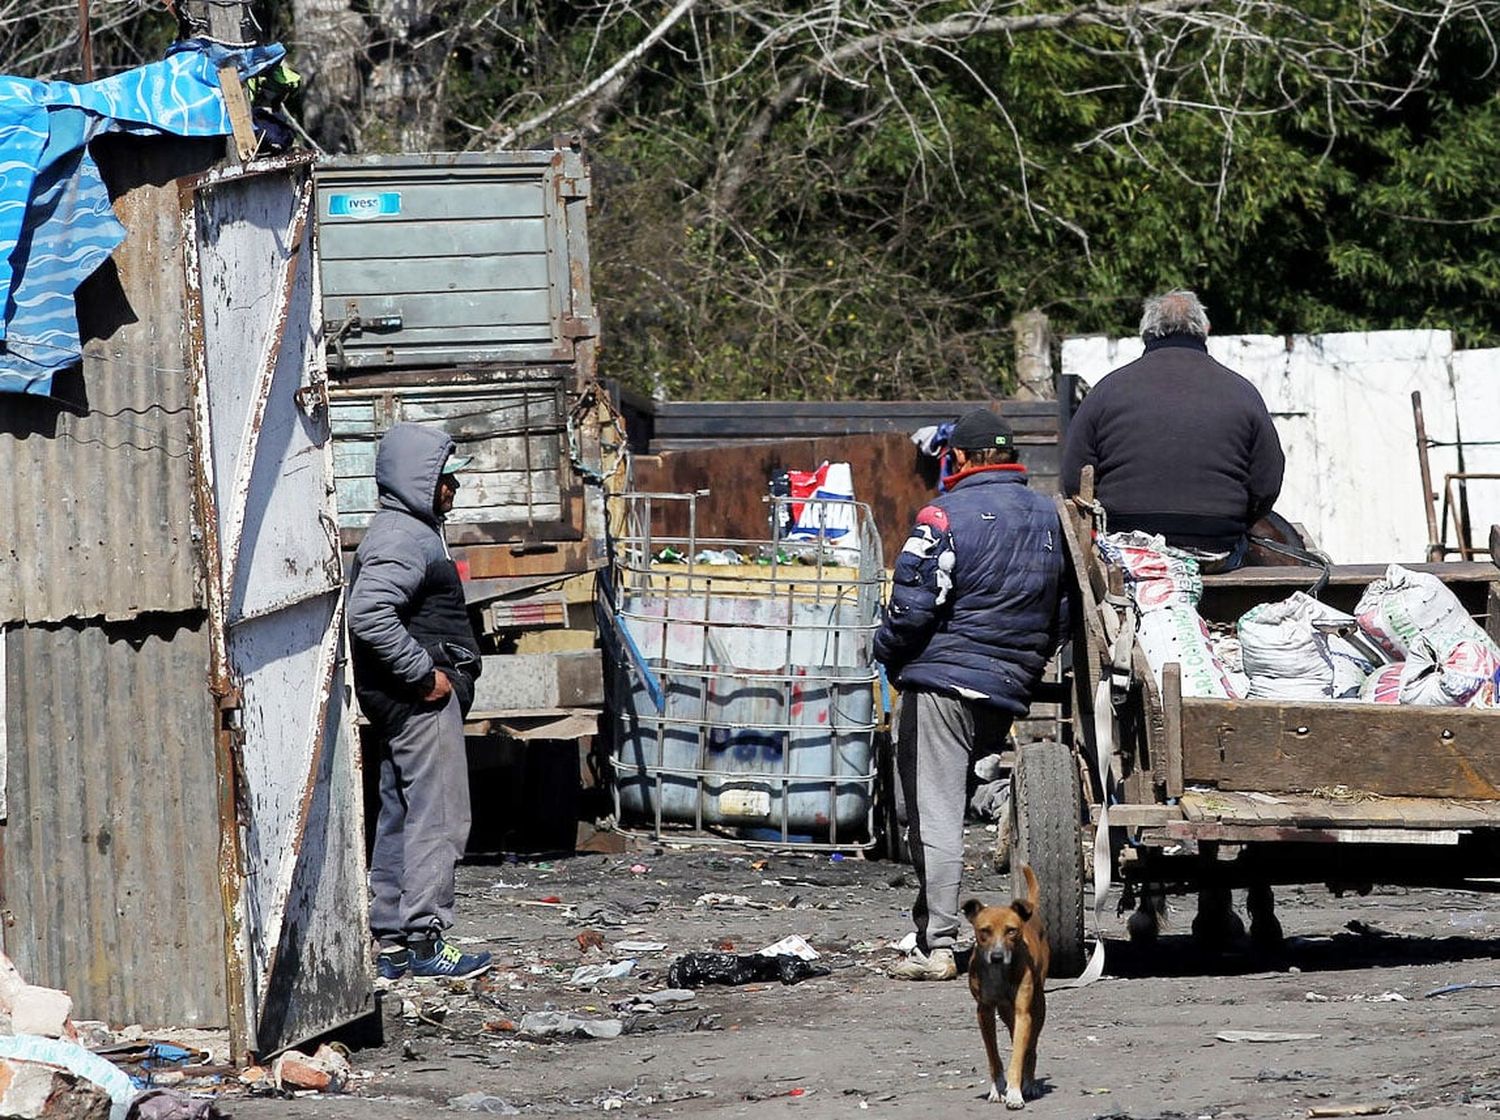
[
  {"left": 1180, "top": 697, "right": 1500, "bottom": 799},
  {"left": 1162, "top": 662, "right": 1184, "bottom": 799},
  {"left": 1091, "top": 804, "right": 1182, "bottom": 827},
  {"left": 1488, "top": 580, "right": 1500, "bottom": 647},
  {"left": 216, "top": 63, "right": 258, "bottom": 162}
]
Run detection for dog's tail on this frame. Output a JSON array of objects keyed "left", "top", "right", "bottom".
[{"left": 1020, "top": 863, "right": 1040, "bottom": 914}]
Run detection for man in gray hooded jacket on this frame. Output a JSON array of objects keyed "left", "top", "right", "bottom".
[{"left": 349, "top": 421, "right": 491, "bottom": 981}]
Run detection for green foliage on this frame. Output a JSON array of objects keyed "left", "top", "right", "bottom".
[{"left": 514, "top": 1, "right": 1500, "bottom": 399}]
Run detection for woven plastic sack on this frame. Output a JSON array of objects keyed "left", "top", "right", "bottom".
[
  {"left": 1137, "top": 605, "right": 1240, "bottom": 699},
  {"left": 1355, "top": 564, "right": 1500, "bottom": 661},
  {"left": 1095, "top": 530, "right": 1202, "bottom": 612},
  {"left": 1358, "top": 637, "right": 1499, "bottom": 706},
  {"left": 1239, "top": 593, "right": 1379, "bottom": 700}
]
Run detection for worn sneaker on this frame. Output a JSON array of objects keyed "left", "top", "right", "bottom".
[
  {"left": 888, "top": 946, "right": 957, "bottom": 981},
  {"left": 408, "top": 939, "right": 492, "bottom": 981},
  {"left": 376, "top": 946, "right": 410, "bottom": 982}
]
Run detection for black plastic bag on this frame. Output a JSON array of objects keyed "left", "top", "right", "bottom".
[{"left": 666, "top": 951, "right": 830, "bottom": 988}]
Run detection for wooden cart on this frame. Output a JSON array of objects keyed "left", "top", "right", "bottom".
[{"left": 1013, "top": 478, "right": 1500, "bottom": 977}]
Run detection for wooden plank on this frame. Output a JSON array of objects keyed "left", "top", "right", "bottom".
[
  {"left": 1201, "top": 562, "right": 1500, "bottom": 589},
  {"left": 1165, "top": 822, "right": 1462, "bottom": 845},
  {"left": 1180, "top": 697, "right": 1500, "bottom": 799},
  {"left": 1162, "top": 662, "right": 1184, "bottom": 799},
  {"left": 1177, "top": 790, "right": 1491, "bottom": 828},
  {"left": 1091, "top": 804, "right": 1182, "bottom": 826},
  {"left": 1052, "top": 494, "right": 1108, "bottom": 675},
  {"left": 216, "top": 64, "right": 258, "bottom": 162}
]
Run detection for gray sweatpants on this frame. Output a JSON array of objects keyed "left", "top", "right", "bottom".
[
  {"left": 896, "top": 689, "right": 1013, "bottom": 952},
  {"left": 369, "top": 691, "right": 472, "bottom": 946}
]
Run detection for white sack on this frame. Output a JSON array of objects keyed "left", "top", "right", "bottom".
[
  {"left": 1355, "top": 563, "right": 1500, "bottom": 661},
  {"left": 1096, "top": 531, "right": 1202, "bottom": 612},
  {"left": 1137, "top": 606, "right": 1240, "bottom": 699},
  {"left": 1238, "top": 592, "right": 1379, "bottom": 700},
  {"left": 1359, "top": 637, "right": 1498, "bottom": 706}
]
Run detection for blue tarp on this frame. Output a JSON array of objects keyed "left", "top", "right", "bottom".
[{"left": 0, "top": 42, "right": 285, "bottom": 395}]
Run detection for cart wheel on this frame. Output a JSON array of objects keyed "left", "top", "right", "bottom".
[
  {"left": 872, "top": 731, "right": 909, "bottom": 863},
  {"left": 1010, "top": 740, "right": 1086, "bottom": 977}
]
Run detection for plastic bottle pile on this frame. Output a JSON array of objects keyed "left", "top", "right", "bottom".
[{"left": 1097, "top": 531, "right": 1500, "bottom": 707}]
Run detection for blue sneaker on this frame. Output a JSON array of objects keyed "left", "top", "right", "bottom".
[
  {"left": 377, "top": 946, "right": 409, "bottom": 982},
  {"left": 408, "top": 938, "right": 492, "bottom": 980}
]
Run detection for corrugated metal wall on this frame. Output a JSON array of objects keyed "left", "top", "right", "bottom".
[
  {"left": 0, "top": 136, "right": 219, "bottom": 625},
  {"left": 2, "top": 617, "right": 224, "bottom": 1026},
  {"left": 0, "top": 136, "right": 229, "bottom": 1027}
]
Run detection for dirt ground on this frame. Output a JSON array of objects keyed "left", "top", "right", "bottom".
[{"left": 231, "top": 826, "right": 1500, "bottom": 1120}]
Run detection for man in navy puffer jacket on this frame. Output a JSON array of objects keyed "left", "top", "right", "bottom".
[{"left": 876, "top": 408, "right": 1067, "bottom": 980}]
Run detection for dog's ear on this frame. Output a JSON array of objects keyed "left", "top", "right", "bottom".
[
  {"left": 1011, "top": 898, "right": 1034, "bottom": 922},
  {"left": 962, "top": 898, "right": 985, "bottom": 921}
]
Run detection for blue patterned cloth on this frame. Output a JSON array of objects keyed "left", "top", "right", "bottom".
[{"left": 0, "top": 42, "right": 285, "bottom": 394}]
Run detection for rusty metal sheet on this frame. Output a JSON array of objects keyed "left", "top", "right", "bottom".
[
  {"left": 184, "top": 156, "right": 371, "bottom": 1058},
  {"left": 0, "top": 136, "right": 224, "bottom": 625},
  {"left": 624, "top": 397, "right": 1063, "bottom": 449},
  {"left": 630, "top": 429, "right": 1061, "bottom": 568},
  {"left": 1, "top": 615, "right": 226, "bottom": 1028}
]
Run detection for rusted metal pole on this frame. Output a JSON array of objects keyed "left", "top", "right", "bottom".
[
  {"left": 78, "top": 0, "right": 95, "bottom": 82},
  {"left": 1412, "top": 391, "right": 1444, "bottom": 562}
]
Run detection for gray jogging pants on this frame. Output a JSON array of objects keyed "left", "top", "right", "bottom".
[
  {"left": 369, "top": 691, "right": 472, "bottom": 945},
  {"left": 896, "top": 689, "right": 1012, "bottom": 952}
]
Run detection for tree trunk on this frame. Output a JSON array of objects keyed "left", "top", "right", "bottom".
[{"left": 291, "top": 0, "right": 367, "bottom": 152}]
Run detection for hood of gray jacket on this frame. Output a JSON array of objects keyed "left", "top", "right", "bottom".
[{"left": 375, "top": 421, "right": 455, "bottom": 526}]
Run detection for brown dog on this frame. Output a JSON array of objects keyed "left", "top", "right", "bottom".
[{"left": 962, "top": 865, "right": 1048, "bottom": 1108}]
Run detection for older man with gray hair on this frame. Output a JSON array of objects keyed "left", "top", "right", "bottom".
[{"left": 1061, "top": 289, "right": 1284, "bottom": 571}]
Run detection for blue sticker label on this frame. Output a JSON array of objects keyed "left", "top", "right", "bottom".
[{"left": 328, "top": 192, "right": 401, "bottom": 218}]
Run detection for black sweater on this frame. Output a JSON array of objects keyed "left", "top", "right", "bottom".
[{"left": 1061, "top": 336, "right": 1285, "bottom": 550}]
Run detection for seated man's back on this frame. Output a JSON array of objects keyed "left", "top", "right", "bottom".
[{"left": 1061, "top": 290, "right": 1284, "bottom": 558}]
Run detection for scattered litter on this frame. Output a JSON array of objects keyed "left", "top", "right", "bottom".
[
  {"left": 614, "top": 941, "right": 667, "bottom": 954},
  {"left": 892, "top": 932, "right": 918, "bottom": 954},
  {"left": 1307, "top": 1106, "right": 1388, "bottom": 1118},
  {"left": 692, "top": 548, "right": 743, "bottom": 566},
  {"left": 272, "top": 1043, "right": 350, "bottom": 1092},
  {"left": 0, "top": 1034, "right": 136, "bottom": 1120},
  {"left": 568, "top": 960, "right": 636, "bottom": 987},
  {"left": 666, "top": 952, "right": 830, "bottom": 988},
  {"left": 576, "top": 930, "right": 606, "bottom": 953},
  {"left": 447, "top": 1091, "right": 521, "bottom": 1114},
  {"left": 1305, "top": 991, "right": 1406, "bottom": 1003},
  {"left": 757, "top": 935, "right": 819, "bottom": 961},
  {"left": 695, "top": 893, "right": 756, "bottom": 908},
  {"left": 616, "top": 989, "right": 696, "bottom": 1011},
  {"left": 127, "top": 1089, "right": 226, "bottom": 1120},
  {"left": 517, "top": 1011, "right": 624, "bottom": 1040},
  {"left": 629, "top": 864, "right": 649, "bottom": 874},
  {"left": 1424, "top": 980, "right": 1500, "bottom": 998},
  {"left": 1215, "top": 1031, "right": 1322, "bottom": 1043}
]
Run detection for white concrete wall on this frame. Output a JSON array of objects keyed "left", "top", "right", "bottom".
[{"left": 1060, "top": 330, "right": 1500, "bottom": 564}]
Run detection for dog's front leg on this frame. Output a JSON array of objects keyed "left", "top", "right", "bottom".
[
  {"left": 977, "top": 1004, "right": 1003, "bottom": 1102},
  {"left": 1005, "top": 1008, "right": 1033, "bottom": 1109}
]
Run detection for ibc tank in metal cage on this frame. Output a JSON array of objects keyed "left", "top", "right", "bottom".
[{"left": 600, "top": 491, "right": 884, "bottom": 848}]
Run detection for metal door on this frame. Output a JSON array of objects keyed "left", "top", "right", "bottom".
[{"left": 182, "top": 155, "right": 372, "bottom": 1058}]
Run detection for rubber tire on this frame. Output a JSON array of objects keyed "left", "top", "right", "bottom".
[{"left": 1010, "top": 740, "right": 1086, "bottom": 978}]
